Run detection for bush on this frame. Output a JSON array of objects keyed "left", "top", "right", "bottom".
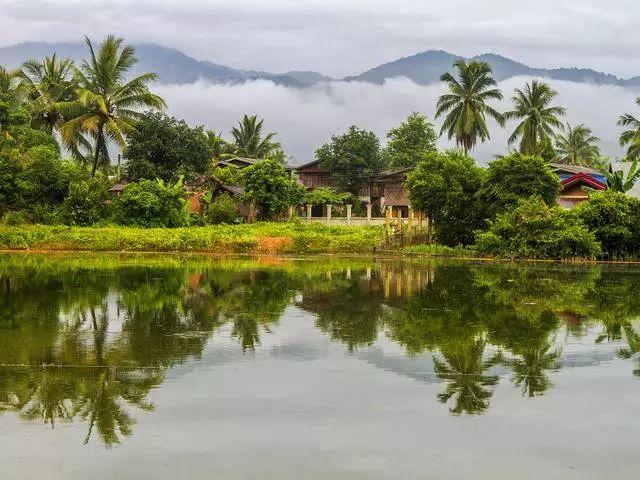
[
  {"left": 478, "top": 153, "right": 560, "bottom": 219},
  {"left": 62, "top": 177, "right": 111, "bottom": 226},
  {"left": 303, "top": 187, "right": 352, "bottom": 206},
  {"left": 406, "top": 150, "right": 484, "bottom": 246},
  {"left": 243, "top": 159, "right": 304, "bottom": 220},
  {"left": 115, "top": 178, "right": 190, "bottom": 228},
  {"left": 475, "top": 196, "right": 600, "bottom": 259},
  {"left": 574, "top": 191, "right": 640, "bottom": 259},
  {"left": 206, "top": 193, "right": 239, "bottom": 224},
  {"left": 2, "top": 211, "right": 28, "bottom": 226}
]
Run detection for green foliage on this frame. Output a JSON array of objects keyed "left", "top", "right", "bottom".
[
  {"left": 124, "top": 112, "right": 213, "bottom": 182},
  {"left": 475, "top": 196, "right": 600, "bottom": 259},
  {"left": 555, "top": 123, "right": 601, "bottom": 166},
  {"left": 1, "top": 211, "right": 27, "bottom": 226},
  {"left": 406, "top": 150, "right": 485, "bottom": 245},
  {"left": 205, "top": 193, "right": 239, "bottom": 225},
  {"left": 243, "top": 159, "right": 304, "bottom": 220},
  {"left": 303, "top": 187, "right": 352, "bottom": 206},
  {"left": 436, "top": 60, "right": 504, "bottom": 153},
  {"left": 605, "top": 159, "right": 640, "bottom": 192},
  {"left": 315, "top": 125, "right": 385, "bottom": 195},
  {"left": 115, "top": 178, "right": 190, "bottom": 228},
  {"left": 574, "top": 191, "right": 640, "bottom": 259},
  {"left": 61, "top": 176, "right": 111, "bottom": 226},
  {"left": 384, "top": 112, "right": 437, "bottom": 168},
  {"left": 504, "top": 80, "right": 566, "bottom": 155},
  {"left": 478, "top": 152, "right": 560, "bottom": 218},
  {"left": 618, "top": 97, "right": 640, "bottom": 160},
  {"left": 231, "top": 114, "right": 281, "bottom": 159}
]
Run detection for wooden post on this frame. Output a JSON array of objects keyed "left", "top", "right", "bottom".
[
  {"left": 385, "top": 206, "right": 392, "bottom": 241},
  {"left": 346, "top": 204, "right": 352, "bottom": 226},
  {"left": 288, "top": 206, "right": 294, "bottom": 219},
  {"left": 366, "top": 203, "right": 372, "bottom": 225},
  {"left": 306, "top": 204, "right": 312, "bottom": 223},
  {"left": 397, "top": 208, "right": 403, "bottom": 233},
  {"left": 418, "top": 211, "right": 423, "bottom": 230},
  {"left": 326, "top": 204, "right": 332, "bottom": 225},
  {"left": 408, "top": 207, "right": 414, "bottom": 234}
]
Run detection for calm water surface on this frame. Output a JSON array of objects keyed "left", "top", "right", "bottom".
[{"left": 1, "top": 253, "right": 639, "bottom": 479}]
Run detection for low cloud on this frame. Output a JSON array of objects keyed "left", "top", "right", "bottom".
[{"left": 156, "top": 76, "right": 633, "bottom": 165}]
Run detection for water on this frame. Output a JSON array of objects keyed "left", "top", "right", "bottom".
[{"left": 1, "top": 253, "right": 639, "bottom": 479}]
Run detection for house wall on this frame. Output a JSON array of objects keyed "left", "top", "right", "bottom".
[{"left": 557, "top": 183, "right": 590, "bottom": 209}]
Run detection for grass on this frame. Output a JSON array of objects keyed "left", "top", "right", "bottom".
[
  {"left": 400, "top": 244, "right": 477, "bottom": 258},
  {"left": 0, "top": 223, "right": 383, "bottom": 254}
]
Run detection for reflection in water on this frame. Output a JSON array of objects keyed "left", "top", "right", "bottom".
[{"left": 1, "top": 254, "right": 640, "bottom": 446}]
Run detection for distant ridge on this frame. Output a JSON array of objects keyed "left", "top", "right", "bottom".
[{"left": 1, "top": 41, "right": 639, "bottom": 88}]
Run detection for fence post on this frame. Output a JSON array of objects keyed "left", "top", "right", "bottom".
[
  {"left": 366, "top": 203, "right": 372, "bottom": 225},
  {"left": 306, "top": 204, "right": 312, "bottom": 223},
  {"left": 346, "top": 204, "right": 352, "bottom": 225},
  {"left": 408, "top": 207, "right": 414, "bottom": 239},
  {"left": 326, "top": 204, "right": 332, "bottom": 225}
]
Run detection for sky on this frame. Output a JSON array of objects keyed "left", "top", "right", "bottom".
[
  {"left": 0, "top": 0, "right": 635, "bottom": 162},
  {"left": 1, "top": 0, "right": 640, "bottom": 78}
]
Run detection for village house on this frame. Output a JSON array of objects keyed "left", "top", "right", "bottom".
[{"left": 550, "top": 163, "right": 607, "bottom": 209}]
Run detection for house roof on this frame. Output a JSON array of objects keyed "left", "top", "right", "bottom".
[
  {"left": 293, "top": 159, "right": 324, "bottom": 171},
  {"left": 218, "top": 184, "right": 245, "bottom": 197},
  {"left": 374, "top": 167, "right": 412, "bottom": 181},
  {"left": 108, "top": 181, "right": 127, "bottom": 192},
  {"left": 561, "top": 172, "right": 606, "bottom": 191},
  {"left": 550, "top": 163, "right": 602, "bottom": 176}
]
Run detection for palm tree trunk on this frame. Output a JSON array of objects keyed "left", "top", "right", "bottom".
[{"left": 91, "top": 126, "right": 104, "bottom": 177}]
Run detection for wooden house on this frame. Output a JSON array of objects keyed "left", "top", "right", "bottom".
[{"left": 550, "top": 164, "right": 607, "bottom": 209}]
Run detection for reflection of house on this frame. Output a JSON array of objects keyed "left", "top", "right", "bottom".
[
  {"left": 294, "top": 161, "right": 413, "bottom": 217},
  {"left": 550, "top": 163, "right": 607, "bottom": 209}
]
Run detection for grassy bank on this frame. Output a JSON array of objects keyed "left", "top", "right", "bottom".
[{"left": 0, "top": 223, "right": 382, "bottom": 254}]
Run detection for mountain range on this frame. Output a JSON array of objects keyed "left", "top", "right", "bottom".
[{"left": 1, "top": 41, "right": 639, "bottom": 88}]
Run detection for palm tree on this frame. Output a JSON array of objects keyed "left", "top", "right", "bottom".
[
  {"left": 20, "top": 54, "right": 76, "bottom": 134},
  {"left": 0, "top": 65, "right": 26, "bottom": 105},
  {"left": 618, "top": 97, "right": 640, "bottom": 160},
  {"left": 435, "top": 60, "right": 504, "bottom": 153},
  {"left": 230, "top": 114, "right": 281, "bottom": 159},
  {"left": 58, "top": 35, "right": 166, "bottom": 176},
  {"left": 504, "top": 80, "right": 566, "bottom": 155},
  {"left": 555, "top": 123, "right": 601, "bottom": 166}
]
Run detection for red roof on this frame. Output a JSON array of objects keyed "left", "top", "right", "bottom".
[{"left": 561, "top": 172, "right": 606, "bottom": 191}]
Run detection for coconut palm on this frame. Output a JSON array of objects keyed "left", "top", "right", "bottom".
[
  {"left": 230, "top": 114, "right": 281, "bottom": 159},
  {"left": 435, "top": 60, "right": 504, "bottom": 153},
  {"left": 555, "top": 123, "right": 601, "bottom": 166},
  {"left": 617, "top": 97, "right": 640, "bottom": 160},
  {"left": 504, "top": 80, "right": 566, "bottom": 155},
  {"left": 58, "top": 35, "right": 166, "bottom": 176},
  {"left": 0, "top": 65, "right": 26, "bottom": 105},
  {"left": 20, "top": 54, "right": 76, "bottom": 134}
]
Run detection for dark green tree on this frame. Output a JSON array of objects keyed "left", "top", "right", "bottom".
[{"left": 384, "top": 112, "right": 437, "bottom": 168}]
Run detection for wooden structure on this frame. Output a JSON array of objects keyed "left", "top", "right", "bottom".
[{"left": 550, "top": 164, "right": 607, "bottom": 209}]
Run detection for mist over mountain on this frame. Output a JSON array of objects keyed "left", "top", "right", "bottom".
[{"left": 2, "top": 41, "right": 640, "bottom": 88}]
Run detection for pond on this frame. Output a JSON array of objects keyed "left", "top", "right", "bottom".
[{"left": 1, "top": 253, "right": 639, "bottom": 479}]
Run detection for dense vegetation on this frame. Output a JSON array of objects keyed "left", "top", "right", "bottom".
[{"left": 3, "top": 34, "right": 640, "bottom": 259}]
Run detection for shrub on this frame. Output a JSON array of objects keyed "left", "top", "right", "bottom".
[
  {"left": 62, "top": 177, "right": 111, "bottom": 226},
  {"left": 478, "top": 153, "right": 560, "bottom": 219},
  {"left": 206, "top": 193, "right": 239, "bottom": 224},
  {"left": 2, "top": 211, "right": 28, "bottom": 226},
  {"left": 243, "top": 159, "right": 304, "bottom": 220},
  {"left": 475, "top": 196, "right": 600, "bottom": 259},
  {"left": 303, "top": 187, "right": 352, "bottom": 206},
  {"left": 115, "top": 178, "right": 190, "bottom": 228},
  {"left": 406, "top": 150, "right": 484, "bottom": 246},
  {"left": 574, "top": 191, "right": 640, "bottom": 258}
]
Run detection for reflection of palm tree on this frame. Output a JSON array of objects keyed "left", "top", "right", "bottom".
[
  {"left": 508, "top": 342, "right": 561, "bottom": 398},
  {"left": 433, "top": 337, "right": 499, "bottom": 415}
]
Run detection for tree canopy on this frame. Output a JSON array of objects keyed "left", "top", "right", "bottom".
[
  {"left": 315, "top": 125, "right": 385, "bottom": 195},
  {"left": 384, "top": 112, "right": 437, "bottom": 168}
]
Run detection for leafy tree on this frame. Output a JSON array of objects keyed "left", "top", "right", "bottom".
[
  {"left": 315, "top": 125, "right": 384, "bottom": 195},
  {"left": 555, "top": 123, "right": 601, "bottom": 166},
  {"left": 61, "top": 176, "right": 111, "bottom": 226},
  {"left": 575, "top": 191, "right": 640, "bottom": 258},
  {"left": 617, "top": 97, "right": 640, "bottom": 160},
  {"left": 207, "top": 131, "right": 235, "bottom": 161},
  {"left": 384, "top": 112, "right": 437, "bottom": 168},
  {"left": 478, "top": 152, "right": 560, "bottom": 219},
  {"left": 243, "top": 159, "right": 304, "bottom": 220},
  {"left": 205, "top": 192, "right": 239, "bottom": 224},
  {"left": 475, "top": 196, "right": 600, "bottom": 259},
  {"left": 58, "top": 35, "right": 166, "bottom": 176},
  {"left": 20, "top": 54, "right": 77, "bottom": 134},
  {"left": 124, "top": 112, "right": 213, "bottom": 182},
  {"left": 406, "top": 150, "right": 485, "bottom": 245},
  {"left": 504, "top": 80, "right": 566, "bottom": 155},
  {"left": 115, "top": 178, "right": 190, "bottom": 227},
  {"left": 604, "top": 159, "right": 640, "bottom": 192},
  {"left": 436, "top": 60, "right": 504, "bottom": 153},
  {"left": 230, "top": 114, "right": 281, "bottom": 159}
]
